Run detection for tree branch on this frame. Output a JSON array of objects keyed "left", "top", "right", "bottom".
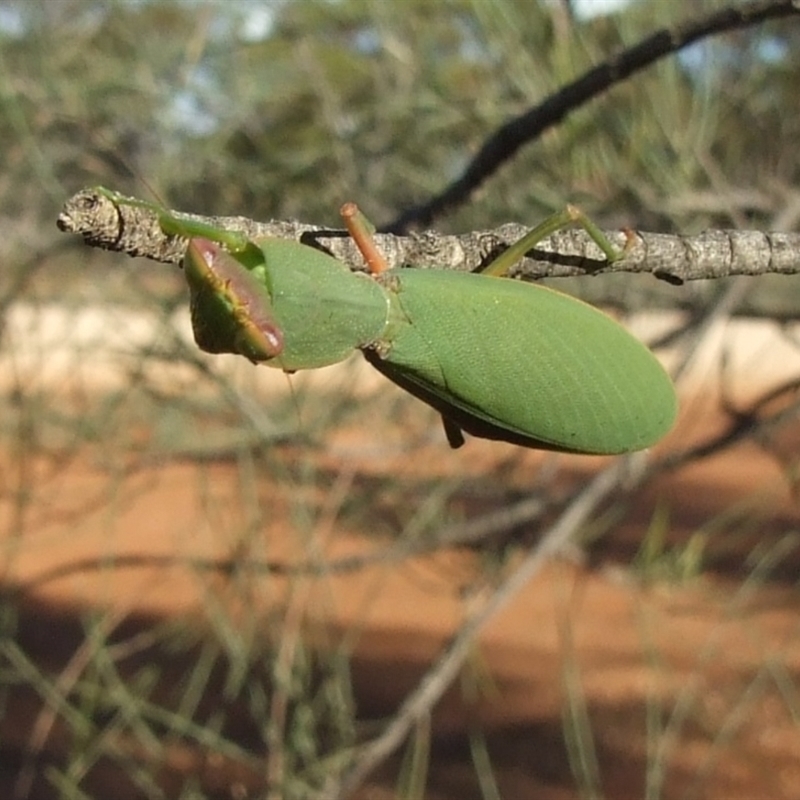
[
  {"left": 385, "top": 0, "right": 800, "bottom": 232},
  {"left": 58, "top": 187, "right": 800, "bottom": 284}
]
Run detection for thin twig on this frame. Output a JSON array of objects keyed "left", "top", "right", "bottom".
[
  {"left": 21, "top": 366, "right": 800, "bottom": 592},
  {"left": 58, "top": 188, "right": 800, "bottom": 284},
  {"left": 385, "top": 0, "right": 800, "bottom": 231},
  {"left": 318, "top": 461, "right": 629, "bottom": 800}
]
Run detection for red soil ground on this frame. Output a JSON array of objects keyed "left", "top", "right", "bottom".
[{"left": 1, "top": 382, "right": 799, "bottom": 800}]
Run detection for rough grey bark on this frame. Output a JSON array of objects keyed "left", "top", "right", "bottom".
[{"left": 59, "top": 187, "right": 800, "bottom": 285}]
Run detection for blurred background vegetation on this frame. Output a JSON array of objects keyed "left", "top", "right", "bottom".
[{"left": 1, "top": 1, "right": 800, "bottom": 798}]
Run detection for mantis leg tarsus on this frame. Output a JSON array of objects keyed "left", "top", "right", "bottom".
[
  {"left": 441, "top": 416, "right": 466, "bottom": 449},
  {"left": 620, "top": 226, "right": 637, "bottom": 257}
]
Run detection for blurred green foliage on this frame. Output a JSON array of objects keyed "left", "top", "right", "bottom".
[{"left": 1, "top": 0, "right": 799, "bottom": 241}]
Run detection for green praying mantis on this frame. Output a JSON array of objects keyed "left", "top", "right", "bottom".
[{"left": 88, "top": 189, "right": 678, "bottom": 454}]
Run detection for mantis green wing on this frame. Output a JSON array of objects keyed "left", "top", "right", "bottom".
[{"left": 366, "top": 268, "right": 676, "bottom": 454}]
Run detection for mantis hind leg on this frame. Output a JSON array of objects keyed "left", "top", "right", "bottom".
[{"left": 481, "top": 204, "right": 632, "bottom": 277}]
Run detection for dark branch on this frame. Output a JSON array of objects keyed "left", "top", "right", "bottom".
[{"left": 385, "top": 0, "right": 800, "bottom": 232}]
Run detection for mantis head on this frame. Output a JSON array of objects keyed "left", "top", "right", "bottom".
[{"left": 184, "top": 238, "right": 285, "bottom": 364}]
